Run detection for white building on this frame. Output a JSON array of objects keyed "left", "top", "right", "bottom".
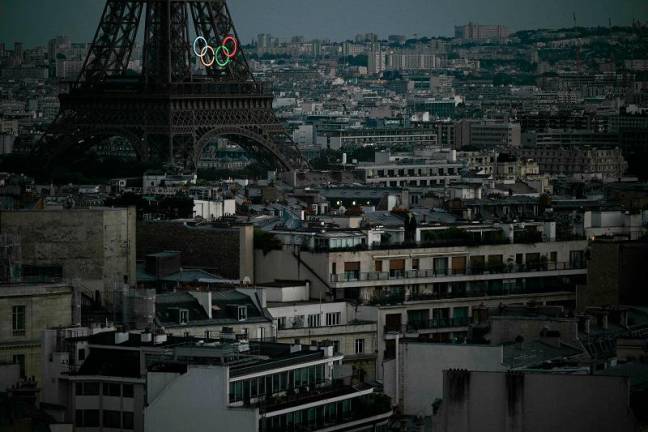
[
  {"left": 45, "top": 330, "right": 393, "bottom": 432},
  {"left": 261, "top": 281, "right": 378, "bottom": 380},
  {"left": 193, "top": 199, "right": 236, "bottom": 220}
]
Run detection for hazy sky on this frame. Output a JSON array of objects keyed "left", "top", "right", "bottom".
[{"left": 1, "top": 0, "right": 647, "bottom": 47}]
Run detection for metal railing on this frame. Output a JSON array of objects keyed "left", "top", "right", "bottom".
[
  {"left": 258, "top": 392, "right": 391, "bottom": 432},
  {"left": 405, "top": 317, "right": 471, "bottom": 332},
  {"left": 331, "top": 261, "right": 586, "bottom": 283},
  {"left": 371, "top": 283, "right": 578, "bottom": 307}
]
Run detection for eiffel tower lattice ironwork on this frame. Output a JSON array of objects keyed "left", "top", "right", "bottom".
[{"left": 40, "top": 0, "right": 307, "bottom": 171}]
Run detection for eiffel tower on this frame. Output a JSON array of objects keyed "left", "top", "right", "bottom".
[{"left": 40, "top": 0, "right": 307, "bottom": 172}]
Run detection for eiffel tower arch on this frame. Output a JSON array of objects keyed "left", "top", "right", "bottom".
[{"left": 39, "top": 0, "right": 308, "bottom": 172}]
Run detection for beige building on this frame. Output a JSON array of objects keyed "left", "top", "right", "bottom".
[
  {"left": 255, "top": 227, "right": 588, "bottom": 381},
  {"left": 0, "top": 282, "right": 73, "bottom": 383},
  {"left": 517, "top": 146, "right": 627, "bottom": 178}
]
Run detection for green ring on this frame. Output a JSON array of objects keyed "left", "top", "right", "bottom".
[{"left": 215, "top": 45, "right": 232, "bottom": 68}]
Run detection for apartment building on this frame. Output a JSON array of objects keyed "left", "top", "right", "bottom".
[
  {"left": 454, "top": 23, "right": 511, "bottom": 42},
  {"left": 45, "top": 330, "right": 392, "bottom": 432},
  {"left": 521, "top": 129, "right": 619, "bottom": 147},
  {"left": 518, "top": 146, "right": 627, "bottom": 178},
  {"left": 319, "top": 128, "right": 437, "bottom": 150},
  {"left": 455, "top": 120, "right": 521, "bottom": 149},
  {"left": 355, "top": 157, "right": 463, "bottom": 188},
  {"left": 262, "top": 281, "right": 378, "bottom": 380},
  {"left": 255, "top": 223, "right": 588, "bottom": 380}
]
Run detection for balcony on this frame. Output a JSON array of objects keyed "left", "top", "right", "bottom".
[
  {"left": 405, "top": 317, "right": 471, "bottom": 332},
  {"left": 330, "top": 261, "right": 586, "bottom": 287},
  {"left": 259, "top": 391, "right": 392, "bottom": 432},
  {"left": 371, "top": 283, "right": 578, "bottom": 307}
]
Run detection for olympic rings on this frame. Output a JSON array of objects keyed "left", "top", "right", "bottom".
[{"left": 193, "top": 35, "right": 238, "bottom": 69}]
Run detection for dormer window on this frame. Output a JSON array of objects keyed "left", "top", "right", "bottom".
[
  {"left": 179, "top": 309, "right": 189, "bottom": 324},
  {"left": 238, "top": 306, "right": 247, "bottom": 321}
]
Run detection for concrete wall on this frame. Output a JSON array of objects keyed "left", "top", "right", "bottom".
[
  {"left": 487, "top": 316, "right": 580, "bottom": 347},
  {"left": 145, "top": 366, "right": 258, "bottom": 432},
  {"left": 137, "top": 222, "right": 248, "bottom": 281},
  {"left": 264, "top": 285, "right": 310, "bottom": 303},
  {"left": 239, "top": 224, "right": 254, "bottom": 284},
  {"left": 385, "top": 343, "right": 504, "bottom": 416},
  {"left": 254, "top": 248, "right": 332, "bottom": 300},
  {"left": 582, "top": 241, "right": 648, "bottom": 309},
  {"left": 0, "top": 208, "right": 136, "bottom": 297},
  {"left": 438, "top": 370, "right": 636, "bottom": 432}
]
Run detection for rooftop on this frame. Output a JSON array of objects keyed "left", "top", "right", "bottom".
[{"left": 503, "top": 340, "right": 582, "bottom": 369}]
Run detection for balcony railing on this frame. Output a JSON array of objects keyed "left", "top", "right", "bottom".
[
  {"left": 372, "top": 283, "right": 578, "bottom": 307},
  {"left": 259, "top": 392, "right": 392, "bottom": 432},
  {"left": 330, "top": 261, "right": 586, "bottom": 283},
  {"left": 405, "top": 317, "right": 471, "bottom": 332}
]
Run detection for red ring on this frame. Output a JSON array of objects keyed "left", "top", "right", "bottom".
[{"left": 222, "top": 35, "right": 238, "bottom": 58}]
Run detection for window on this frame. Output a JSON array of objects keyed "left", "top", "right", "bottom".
[
  {"left": 122, "top": 384, "right": 134, "bottom": 398},
  {"left": 470, "top": 255, "right": 485, "bottom": 273},
  {"left": 375, "top": 260, "right": 383, "bottom": 272},
  {"left": 12, "top": 354, "right": 25, "bottom": 378},
  {"left": 238, "top": 306, "right": 247, "bottom": 321},
  {"left": 307, "top": 314, "right": 321, "bottom": 328},
  {"left": 389, "top": 259, "right": 405, "bottom": 277},
  {"left": 179, "top": 309, "right": 189, "bottom": 324},
  {"left": 487, "top": 255, "right": 503, "bottom": 272},
  {"left": 343, "top": 261, "right": 360, "bottom": 280},
  {"left": 451, "top": 256, "right": 466, "bottom": 275},
  {"left": 412, "top": 258, "right": 419, "bottom": 271},
  {"left": 570, "top": 250, "right": 585, "bottom": 268},
  {"left": 354, "top": 338, "right": 365, "bottom": 354},
  {"left": 325, "top": 312, "right": 341, "bottom": 326},
  {"left": 12, "top": 305, "right": 25, "bottom": 336},
  {"left": 332, "top": 340, "right": 340, "bottom": 353},
  {"left": 277, "top": 317, "right": 287, "bottom": 330},
  {"left": 103, "top": 383, "right": 121, "bottom": 397},
  {"left": 433, "top": 257, "right": 449, "bottom": 275},
  {"left": 77, "top": 382, "right": 100, "bottom": 396},
  {"left": 122, "top": 412, "right": 134, "bottom": 430},
  {"left": 526, "top": 253, "right": 541, "bottom": 269},
  {"left": 292, "top": 315, "right": 304, "bottom": 328},
  {"left": 550, "top": 251, "right": 557, "bottom": 263},
  {"left": 75, "top": 410, "right": 100, "bottom": 427},
  {"left": 103, "top": 410, "right": 121, "bottom": 428},
  {"left": 331, "top": 262, "right": 337, "bottom": 274},
  {"left": 77, "top": 348, "right": 86, "bottom": 362}
]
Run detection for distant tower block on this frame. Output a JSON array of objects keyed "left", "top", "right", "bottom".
[{"left": 38, "top": 0, "right": 308, "bottom": 172}]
